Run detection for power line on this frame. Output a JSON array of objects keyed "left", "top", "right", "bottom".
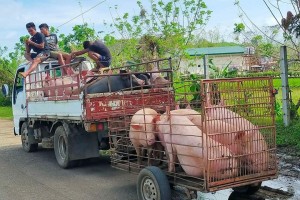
[{"left": 57, "top": 0, "right": 106, "bottom": 28}]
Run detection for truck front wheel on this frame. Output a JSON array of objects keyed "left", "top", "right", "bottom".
[
  {"left": 21, "top": 122, "right": 38, "bottom": 152},
  {"left": 54, "top": 126, "right": 75, "bottom": 168}
]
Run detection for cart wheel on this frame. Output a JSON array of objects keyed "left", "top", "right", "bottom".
[
  {"left": 137, "top": 166, "right": 171, "bottom": 200},
  {"left": 232, "top": 181, "right": 262, "bottom": 195},
  {"left": 21, "top": 122, "right": 38, "bottom": 152}
]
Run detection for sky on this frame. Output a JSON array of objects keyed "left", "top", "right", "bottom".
[{"left": 0, "top": 0, "right": 293, "bottom": 53}]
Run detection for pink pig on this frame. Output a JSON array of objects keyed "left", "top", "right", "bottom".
[
  {"left": 171, "top": 108, "right": 243, "bottom": 156},
  {"left": 154, "top": 109, "right": 238, "bottom": 180},
  {"left": 43, "top": 76, "right": 78, "bottom": 97},
  {"left": 205, "top": 100, "right": 270, "bottom": 173},
  {"left": 129, "top": 108, "right": 158, "bottom": 166}
]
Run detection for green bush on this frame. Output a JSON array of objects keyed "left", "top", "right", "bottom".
[
  {"left": 276, "top": 119, "right": 300, "bottom": 150},
  {"left": 0, "top": 93, "right": 11, "bottom": 107}
]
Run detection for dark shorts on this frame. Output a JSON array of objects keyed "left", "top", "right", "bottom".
[
  {"left": 99, "top": 55, "right": 111, "bottom": 67},
  {"left": 31, "top": 51, "right": 50, "bottom": 62}
]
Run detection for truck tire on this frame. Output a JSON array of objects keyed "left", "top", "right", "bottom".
[
  {"left": 21, "top": 122, "right": 38, "bottom": 152},
  {"left": 54, "top": 126, "right": 76, "bottom": 168},
  {"left": 137, "top": 166, "right": 171, "bottom": 200}
]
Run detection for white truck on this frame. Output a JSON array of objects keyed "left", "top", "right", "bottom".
[{"left": 2, "top": 58, "right": 172, "bottom": 168}]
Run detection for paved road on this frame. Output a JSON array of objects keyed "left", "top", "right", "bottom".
[
  {"left": 3, "top": 119, "right": 291, "bottom": 200},
  {"left": 0, "top": 119, "right": 138, "bottom": 200}
]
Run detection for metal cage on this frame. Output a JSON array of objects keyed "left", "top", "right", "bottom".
[{"left": 108, "top": 76, "right": 277, "bottom": 193}]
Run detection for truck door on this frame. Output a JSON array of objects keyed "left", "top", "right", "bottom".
[{"left": 12, "top": 67, "right": 27, "bottom": 135}]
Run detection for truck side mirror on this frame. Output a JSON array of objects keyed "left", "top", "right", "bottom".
[{"left": 2, "top": 84, "right": 9, "bottom": 97}]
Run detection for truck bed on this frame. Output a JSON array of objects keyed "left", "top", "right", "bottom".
[
  {"left": 84, "top": 87, "right": 173, "bottom": 121},
  {"left": 25, "top": 58, "right": 174, "bottom": 122}
]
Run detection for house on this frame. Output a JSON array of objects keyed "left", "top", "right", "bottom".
[{"left": 181, "top": 46, "right": 247, "bottom": 74}]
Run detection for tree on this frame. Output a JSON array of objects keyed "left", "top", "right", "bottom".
[
  {"left": 58, "top": 23, "right": 98, "bottom": 53},
  {"left": 104, "top": 0, "right": 211, "bottom": 68},
  {"left": 235, "top": 0, "right": 300, "bottom": 57}
]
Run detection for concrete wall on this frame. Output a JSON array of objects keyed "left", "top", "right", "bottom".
[{"left": 180, "top": 54, "right": 245, "bottom": 74}]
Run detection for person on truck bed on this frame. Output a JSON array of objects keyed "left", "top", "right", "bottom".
[
  {"left": 71, "top": 40, "right": 112, "bottom": 72},
  {"left": 21, "top": 22, "right": 50, "bottom": 78},
  {"left": 39, "top": 23, "right": 73, "bottom": 76}
]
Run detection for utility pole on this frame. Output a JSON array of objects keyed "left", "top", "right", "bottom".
[{"left": 280, "top": 46, "right": 290, "bottom": 126}]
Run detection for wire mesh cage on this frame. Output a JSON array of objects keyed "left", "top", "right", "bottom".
[{"left": 108, "top": 75, "right": 277, "bottom": 192}]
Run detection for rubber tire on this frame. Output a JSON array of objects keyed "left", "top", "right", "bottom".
[
  {"left": 21, "top": 122, "right": 38, "bottom": 152},
  {"left": 137, "top": 166, "right": 171, "bottom": 200},
  {"left": 54, "top": 126, "right": 75, "bottom": 169},
  {"left": 232, "top": 181, "right": 262, "bottom": 195}
]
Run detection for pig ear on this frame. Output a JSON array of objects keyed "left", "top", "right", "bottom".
[
  {"left": 131, "top": 124, "right": 142, "bottom": 130},
  {"left": 152, "top": 115, "right": 161, "bottom": 123},
  {"left": 235, "top": 131, "right": 245, "bottom": 140}
]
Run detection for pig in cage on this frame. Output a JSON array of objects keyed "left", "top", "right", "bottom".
[{"left": 107, "top": 76, "right": 277, "bottom": 199}]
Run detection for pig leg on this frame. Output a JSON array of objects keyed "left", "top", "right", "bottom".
[
  {"left": 149, "top": 142, "right": 165, "bottom": 166},
  {"left": 165, "top": 143, "right": 176, "bottom": 173},
  {"left": 134, "top": 145, "right": 142, "bottom": 167}
]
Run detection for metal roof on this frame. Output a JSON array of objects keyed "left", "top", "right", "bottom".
[{"left": 186, "top": 46, "right": 245, "bottom": 56}]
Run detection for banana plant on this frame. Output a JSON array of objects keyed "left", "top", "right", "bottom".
[{"left": 208, "top": 59, "right": 237, "bottom": 78}]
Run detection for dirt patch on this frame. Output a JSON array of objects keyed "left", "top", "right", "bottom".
[
  {"left": 0, "top": 119, "right": 19, "bottom": 147},
  {"left": 277, "top": 147, "right": 300, "bottom": 178}
]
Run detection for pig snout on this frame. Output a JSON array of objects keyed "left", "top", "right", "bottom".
[{"left": 147, "top": 138, "right": 156, "bottom": 146}]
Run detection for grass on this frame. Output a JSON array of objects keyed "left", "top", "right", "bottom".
[
  {"left": 0, "top": 107, "right": 13, "bottom": 119},
  {"left": 273, "top": 77, "right": 300, "bottom": 115},
  {"left": 276, "top": 119, "right": 300, "bottom": 151}
]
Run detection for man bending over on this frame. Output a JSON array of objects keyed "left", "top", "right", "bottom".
[
  {"left": 71, "top": 40, "right": 112, "bottom": 72},
  {"left": 21, "top": 22, "right": 50, "bottom": 78}
]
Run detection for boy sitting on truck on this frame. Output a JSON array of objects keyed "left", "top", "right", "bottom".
[
  {"left": 39, "top": 23, "right": 73, "bottom": 76},
  {"left": 21, "top": 22, "right": 50, "bottom": 78}
]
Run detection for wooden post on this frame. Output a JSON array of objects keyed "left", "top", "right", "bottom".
[{"left": 280, "top": 46, "right": 290, "bottom": 126}]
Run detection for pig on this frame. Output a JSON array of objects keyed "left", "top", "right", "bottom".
[
  {"left": 154, "top": 109, "right": 238, "bottom": 180},
  {"left": 43, "top": 76, "right": 79, "bottom": 97},
  {"left": 129, "top": 108, "right": 159, "bottom": 166},
  {"left": 86, "top": 72, "right": 149, "bottom": 94},
  {"left": 171, "top": 106, "right": 243, "bottom": 156},
  {"left": 205, "top": 100, "right": 270, "bottom": 173},
  {"left": 147, "top": 63, "right": 170, "bottom": 88},
  {"left": 151, "top": 76, "right": 170, "bottom": 88},
  {"left": 169, "top": 108, "right": 203, "bottom": 129}
]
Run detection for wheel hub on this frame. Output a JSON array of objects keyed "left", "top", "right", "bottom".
[
  {"left": 142, "top": 177, "right": 157, "bottom": 200},
  {"left": 21, "top": 127, "right": 29, "bottom": 147},
  {"left": 58, "top": 135, "right": 67, "bottom": 159}
]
